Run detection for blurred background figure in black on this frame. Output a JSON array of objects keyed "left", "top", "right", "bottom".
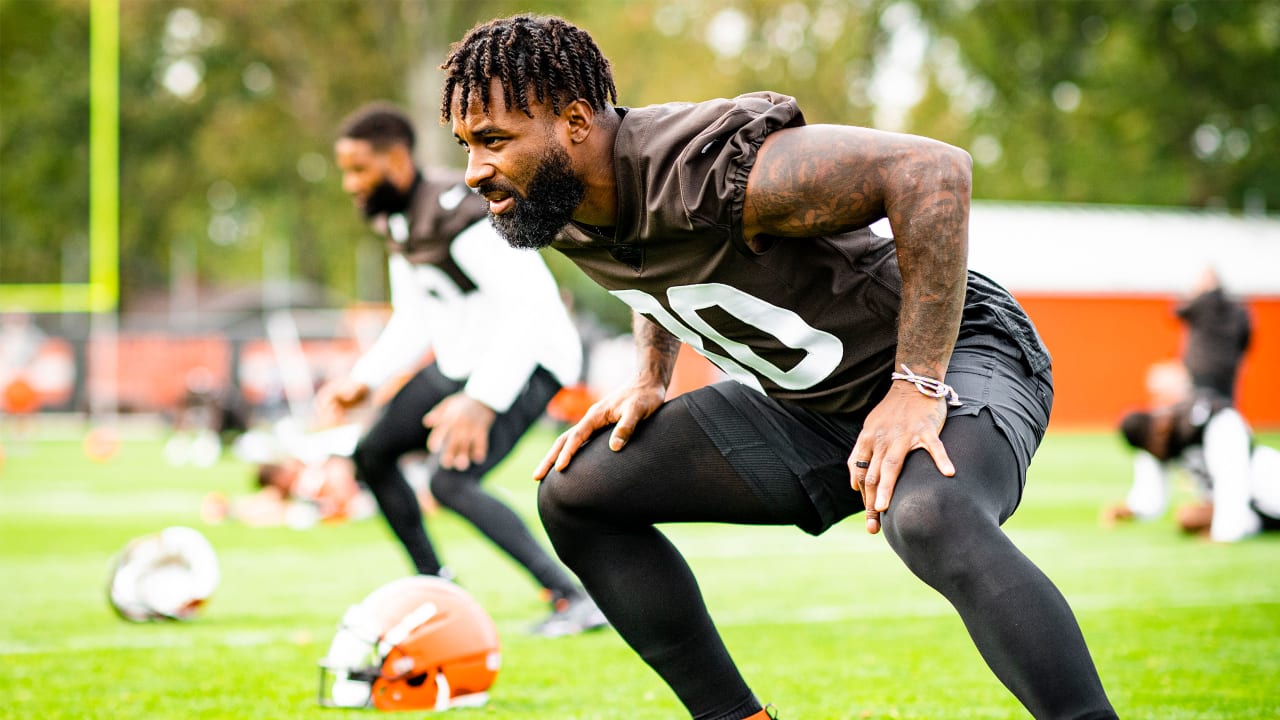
[{"left": 1176, "top": 266, "right": 1252, "bottom": 403}]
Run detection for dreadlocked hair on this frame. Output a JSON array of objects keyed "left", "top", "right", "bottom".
[{"left": 440, "top": 14, "right": 617, "bottom": 123}]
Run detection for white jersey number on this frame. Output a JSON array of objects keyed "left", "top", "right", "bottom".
[{"left": 611, "top": 283, "right": 842, "bottom": 393}]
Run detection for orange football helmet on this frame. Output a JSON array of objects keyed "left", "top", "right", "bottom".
[{"left": 318, "top": 575, "right": 501, "bottom": 711}]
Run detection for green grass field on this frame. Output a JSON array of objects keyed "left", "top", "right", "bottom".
[{"left": 2, "top": 420, "right": 1278, "bottom": 720}]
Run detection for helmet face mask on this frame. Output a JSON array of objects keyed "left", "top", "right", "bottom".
[
  {"left": 318, "top": 606, "right": 383, "bottom": 708},
  {"left": 318, "top": 576, "right": 501, "bottom": 711}
]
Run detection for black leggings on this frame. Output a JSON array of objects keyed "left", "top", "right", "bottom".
[
  {"left": 538, "top": 391, "right": 1116, "bottom": 720},
  {"left": 352, "top": 364, "right": 579, "bottom": 598}
]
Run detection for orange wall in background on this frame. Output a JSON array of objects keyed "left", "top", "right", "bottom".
[
  {"left": 1018, "top": 295, "right": 1280, "bottom": 430},
  {"left": 663, "top": 295, "right": 1280, "bottom": 431}
]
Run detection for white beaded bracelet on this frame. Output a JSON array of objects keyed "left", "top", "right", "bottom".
[{"left": 890, "top": 364, "right": 962, "bottom": 406}]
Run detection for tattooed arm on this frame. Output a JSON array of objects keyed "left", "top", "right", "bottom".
[
  {"left": 744, "top": 124, "right": 971, "bottom": 533},
  {"left": 631, "top": 311, "right": 683, "bottom": 395},
  {"left": 743, "top": 123, "right": 971, "bottom": 375},
  {"left": 534, "top": 312, "right": 680, "bottom": 480}
]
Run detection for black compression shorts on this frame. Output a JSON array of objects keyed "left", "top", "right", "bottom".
[{"left": 679, "top": 341, "right": 1053, "bottom": 535}]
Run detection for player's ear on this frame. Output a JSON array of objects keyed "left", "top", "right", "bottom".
[
  {"left": 388, "top": 143, "right": 415, "bottom": 171},
  {"left": 562, "top": 99, "right": 595, "bottom": 144},
  {"left": 384, "top": 143, "right": 417, "bottom": 188}
]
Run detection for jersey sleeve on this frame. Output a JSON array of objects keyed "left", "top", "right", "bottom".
[
  {"left": 449, "top": 222, "right": 581, "bottom": 412},
  {"left": 349, "top": 254, "right": 436, "bottom": 390},
  {"left": 618, "top": 92, "right": 805, "bottom": 245},
  {"left": 682, "top": 92, "right": 805, "bottom": 239}
]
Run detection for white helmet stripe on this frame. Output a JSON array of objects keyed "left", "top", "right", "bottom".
[{"left": 380, "top": 601, "right": 438, "bottom": 652}]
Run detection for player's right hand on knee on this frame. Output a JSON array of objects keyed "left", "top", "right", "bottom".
[{"left": 533, "top": 381, "right": 666, "bottom": 480}]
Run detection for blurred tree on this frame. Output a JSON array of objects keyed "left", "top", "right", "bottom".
[
  {"left": 908, "top": 0, "right": 1279, "bottom": 210},
  {"left": 2, "top": 0, "right": 1274, "bottom": 329},
  {"left": 0, "top": 0, "right": 91, "bottom": 286},
  {"left": 585, "top": 0, "right": 885, "bottom": 124},
  {"left": 115, "top": 0, "right": 427, "bottom": 303}
]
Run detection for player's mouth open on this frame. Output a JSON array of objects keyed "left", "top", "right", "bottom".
[{"left": 485, "top": 193, "right": 515, "bottom": 215}]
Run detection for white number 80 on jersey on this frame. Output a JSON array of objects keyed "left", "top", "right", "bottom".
[{"left": 611, "top": 283, "right": 842, "bottom": 393}]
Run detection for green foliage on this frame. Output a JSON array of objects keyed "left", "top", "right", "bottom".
[
  {"left": 910, "top": 0, "right": 1280, "bottom": 209},
  {"left": 0, "top": 0, "right": 91, "bottom": 285},
  {"left": 1, "top": 426, "right": 1278, "bottom": 718},
  {"left": 113, "top": 0, "right": 420, "bottom": 300},
  {"left": 2, "top": 1, "right": 1276, "bottom": 321}
]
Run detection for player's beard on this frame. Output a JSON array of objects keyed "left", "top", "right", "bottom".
[
  {"left": 362, "top": 178, "right": 413, "bottom": 220},
  {"left": 481, "top": 145, "right": 585, "bottom": 250}
]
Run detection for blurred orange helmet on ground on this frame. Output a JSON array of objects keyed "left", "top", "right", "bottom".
[{"left": 318, "top": 575, "right": 501, "bottom": 711}]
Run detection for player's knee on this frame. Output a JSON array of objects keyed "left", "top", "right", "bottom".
[
  {"left": 883, "top": 481, "right": 999, "bottom": 583},
  {"left": 536, "top": 469, "right": 575, "bottom": 523},
  {"left": 536, "top": 467, "right": 605, "bottom": 529},
  {"left": 428, "top": 472, "right": 473, "bottom": 509},
  {"left": 881, "top": 482, "right": 981, "bottom": 554},
  {"left": 349, "top": 442, "right": 376, "bottom": 481},
  {"left": 350, "top": 437, "right": 395, "bottom": 482},
  {"left": 882, "top": 491, "right": 949, "bottom": 551},
  {"left": 537, "top": 472, "right": 578, "bottom": 552}
]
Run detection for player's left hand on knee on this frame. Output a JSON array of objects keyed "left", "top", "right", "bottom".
[
  {"left": 849, "top": 385, "right": 955, "bottom": 534},
  {"left": 424, "top": 394, "right": 496, "bottom": 470}
]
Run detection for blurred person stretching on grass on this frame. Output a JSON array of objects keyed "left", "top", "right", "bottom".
[
  {"left": 441, "top": 15, "right": 1116, "bottom": 719},
  {"left": 1107, "top": 385, "right": 1280, "bottom": 543},
  {"left": 315, "top": 102, "right": 606, "bottom": 637}
]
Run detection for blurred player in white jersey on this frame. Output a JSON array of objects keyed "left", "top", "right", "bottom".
[{"left": 315, "top": 103, "right": 605, "bottom": 637}]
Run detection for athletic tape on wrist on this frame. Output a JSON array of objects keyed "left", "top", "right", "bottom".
[{"left": 890, "top": 364, "right": 962, "bottom": 406}]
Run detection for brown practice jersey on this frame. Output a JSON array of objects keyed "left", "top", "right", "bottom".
[
  {"left": 551, "top": 92, "right": 1051, "bottom": 416},
  {"left": 373, "top": 170, "right": 491, "bottom": 291}
]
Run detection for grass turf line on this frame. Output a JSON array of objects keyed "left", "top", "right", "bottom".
[{"left": 1, "top": 425, "right": 1277, "bottom": 719}]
